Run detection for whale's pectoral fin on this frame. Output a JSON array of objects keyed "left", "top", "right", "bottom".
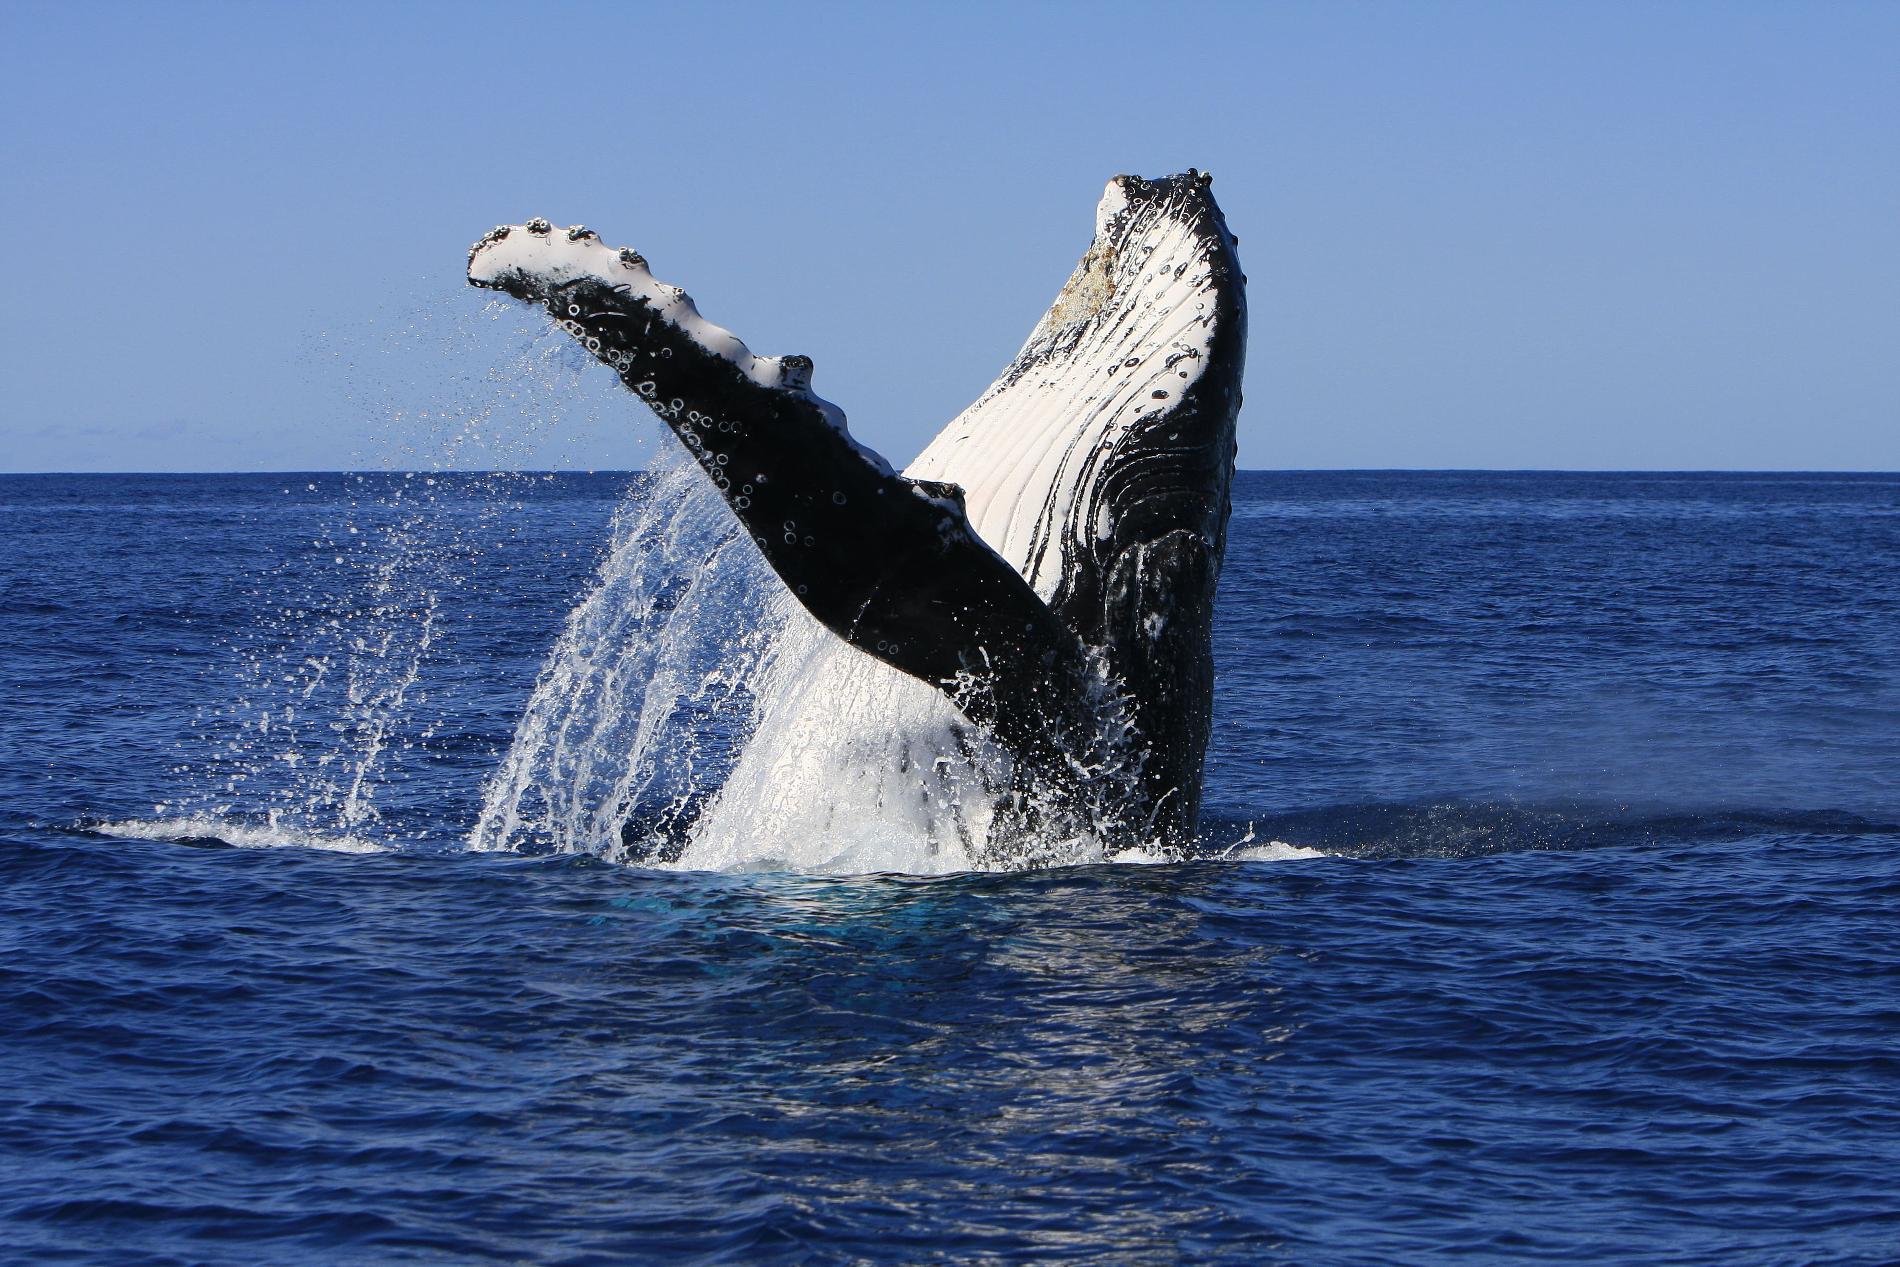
[{"left": 467, "top": 221, "right": 1091, "bottom": 762}]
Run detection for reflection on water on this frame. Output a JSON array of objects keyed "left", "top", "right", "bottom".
[{"left": 568, "top": 864, "right": 1301, "bottom": 1259}]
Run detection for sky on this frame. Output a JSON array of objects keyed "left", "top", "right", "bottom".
[{"left": 1, "top": 1, "right": 1895, "bottom": 473}]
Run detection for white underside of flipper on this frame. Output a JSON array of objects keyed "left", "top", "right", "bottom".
[{"left": 675, "top": 180, "right": 1227, "bottom": 872}]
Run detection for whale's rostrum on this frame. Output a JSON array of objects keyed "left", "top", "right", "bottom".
[{"left": 468, "top": 173, "right": 1244, "bottom": 864}]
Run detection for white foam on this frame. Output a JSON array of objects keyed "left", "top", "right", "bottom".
[
  {"left": 1220, "top": 841, "right": 1329, "bottom": 863},
  {"left": 674, "top": 607, "right": 999, "bottom": 874},
  {"left": 1207, "top": 822, "right": 1330, "bottom": 862},
  {"left": 92, "top": 817, "right": 391, "bottom": 854}
]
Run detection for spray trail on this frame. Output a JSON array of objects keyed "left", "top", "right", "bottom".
[
  {"left": 164, "top": 302, "right": 620, "bottom": 849},
  {"left": 469, "top": 451, "right": 783, "bottom": 860}
]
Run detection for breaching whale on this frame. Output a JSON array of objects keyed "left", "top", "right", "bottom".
[{"left": 468, "top": 171, "right": 1244, "bottom": 864}]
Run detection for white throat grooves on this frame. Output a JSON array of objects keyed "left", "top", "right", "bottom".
[{"left": 905, "top": 179, "right": 1225, "bottom": 598}]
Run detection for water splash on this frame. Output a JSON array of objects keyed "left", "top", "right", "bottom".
[
  {"left": 194, "top": 474, "right": 469, "bottom": 840},
  {"left": 468, "top": 462, "right": 1191, "bottom": 875},
  {"left": 173, "top": 298, "right": 620, "bottom": 848},
  {"left": 470, "top": 451, "right": 782, "bottom": 861},
  {"left": 162, "top": 295, "right": 1299, "bottom": 873}
]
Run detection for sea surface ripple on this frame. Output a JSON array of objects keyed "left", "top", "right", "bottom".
[{"left": 2, "top": 471, "right": 1897, "bottom": 1264}]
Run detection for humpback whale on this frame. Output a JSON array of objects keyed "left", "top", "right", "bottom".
[{"left": 469, "top": 172, "right": 1244, "bottom": 864}]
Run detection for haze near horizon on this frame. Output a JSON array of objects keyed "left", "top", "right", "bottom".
[{"left": 1, "top": 1, "right": 1895, "bottom": 473}]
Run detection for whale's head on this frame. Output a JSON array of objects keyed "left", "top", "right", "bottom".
[
  {"left": 905, "top": 171, "right": 1246, "bottom": 837},
  {"left": 908, "top": 172, "right": 1244, "bottom": 609}
]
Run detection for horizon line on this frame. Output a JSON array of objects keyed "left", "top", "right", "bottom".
[{"left": 3, "top": 467, "right": 1897, "bottom": 479}]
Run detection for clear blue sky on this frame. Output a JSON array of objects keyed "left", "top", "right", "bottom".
[{"left": 3, "top": 1, "right": 1895, "bottom": 472}]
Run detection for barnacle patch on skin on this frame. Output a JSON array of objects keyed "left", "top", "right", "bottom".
[{"left": 1045, "top": 239, "right": 1119, "bottom": 329}]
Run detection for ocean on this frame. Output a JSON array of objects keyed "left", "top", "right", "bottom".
[{"left": 2, "top": 469, "right": 1896, "bottom": 1263}]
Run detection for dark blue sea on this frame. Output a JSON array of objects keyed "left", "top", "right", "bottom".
[{"left": 3, "top": 469, "right": 1897, "bottom": 1264}]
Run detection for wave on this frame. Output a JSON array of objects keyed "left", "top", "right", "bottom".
[
  {"left": 1201, "top": 801, "right": 1900, "bottom": 862},
  {"left": 86, "top": 816, "right": 391, "bottom": 855},
  {"left": 78, "top": 801, "right": 1888, "bottom": 872}
]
